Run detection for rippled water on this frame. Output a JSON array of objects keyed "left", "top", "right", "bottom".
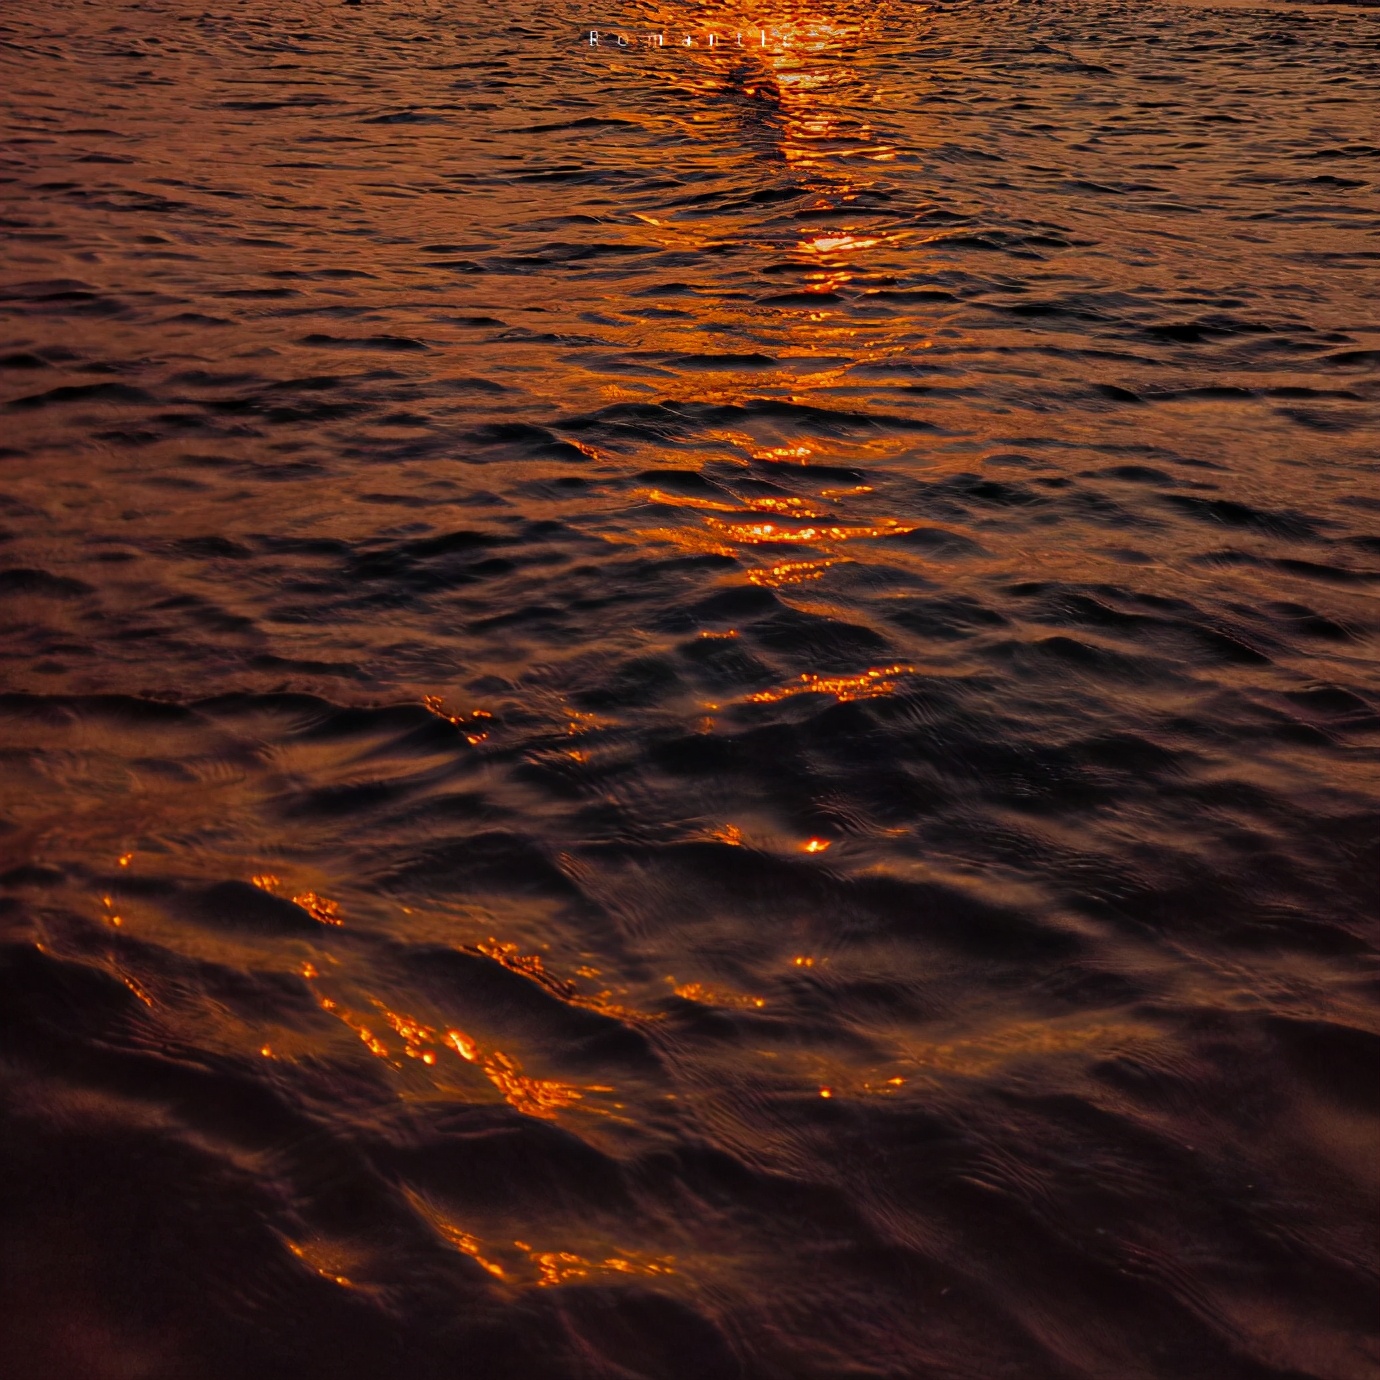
[{"left": 2, "top": 0, "right": 1378, "bottom": 1375}]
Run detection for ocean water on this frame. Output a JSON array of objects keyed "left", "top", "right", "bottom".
[{"left": 1, "top": 0, "right": 1378, "bottom": 1376}]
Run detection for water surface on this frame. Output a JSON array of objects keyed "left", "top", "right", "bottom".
[{"left": 1, "top": 0, "right": 1378, "bottom": 1376}]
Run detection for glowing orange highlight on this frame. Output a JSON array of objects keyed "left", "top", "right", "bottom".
[
  {"left": 747, "top": 665, "right": 913, "bottom": 704},
  {"left": 293, "top": 891, "right": 343, "bottom": 926},
  {"left": 747, "top": 557, "right": 839, "bottom": 588},
  {"left": 671, "top": 979, "right": 765, "bottom": 1009}
]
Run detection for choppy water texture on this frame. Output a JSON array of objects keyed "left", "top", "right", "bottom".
[{"left": 2, "top": 0, "right": 1379, "bottom": 1375}]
